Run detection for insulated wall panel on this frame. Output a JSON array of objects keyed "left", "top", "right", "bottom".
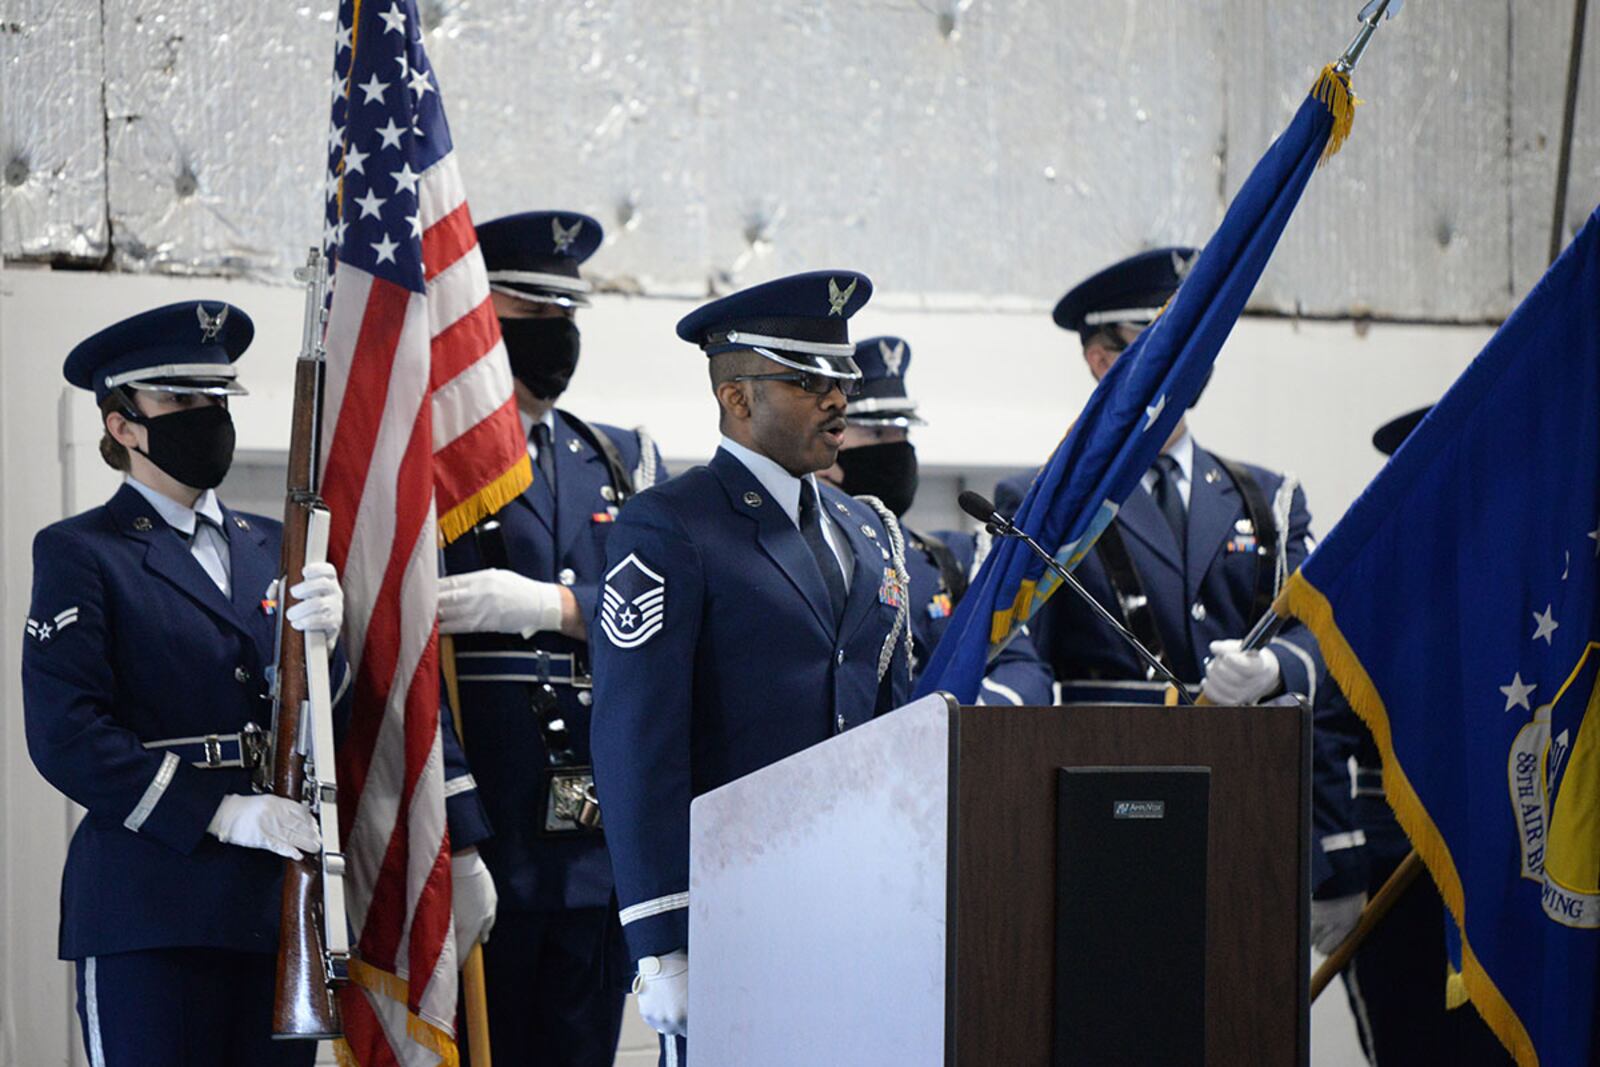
[
  {"left": 101, "top": 2, "right": 332, "bottom": 276},
  {"left": 422, "top": 0, "right": 710, "bottom": 296},
  {"left": 1, "top": 0, "right": 108, "bottom": 261},
  {"left": 691, "top": 0, "right": 1227, "bottom": 305},
  {"left": 1223, "top": 0, "right": 1513, "bottom": 321},
  {"left": 1509, "top": 0, "right": 1600, "bottom": 297}
]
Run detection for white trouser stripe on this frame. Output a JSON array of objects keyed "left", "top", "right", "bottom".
[
  {"left": 979, "top": 677, "right": 1025, "bottom": 706},
  {"left": 664, "top": 1034, "right": 680, "bottom": 1067},
  {"left": 619, "top": 892, "right": 689, "bottom": 927},
  {"left": 443, "top": 773, "right": 477, "bottom": 799},
  {"left": 85, "top": 956, "right": 106, "bottom": 1067},
  {"left": 1320, "top": 830, "right": 1368, "bottom": 852},
  {"left": 123, "top": 752, "right": 179, "bottom": 832},
  {"left": 1345, "top": 957, "right": 1379, "bottom": 1065}
]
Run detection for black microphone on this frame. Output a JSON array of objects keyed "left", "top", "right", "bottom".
[
  {"left": 957, "top": 490, "right": 1000, "bottom": 527},
  {"left": 958, "top": 487, "right": 1195, "bottom": 705}
]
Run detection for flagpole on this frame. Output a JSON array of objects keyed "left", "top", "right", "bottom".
[
  {"left": 1334, "top": 0, "right": 1401, "bottom": 74},
  {"left": 1548, "top": 0, "right": 1590, "bottom": 264},
  {"left": 1310, "top": 851, "right": 1424, "bottom": 1000},
  {"left": 441, "top": 635, "right": 494, "bottom": 1066}
]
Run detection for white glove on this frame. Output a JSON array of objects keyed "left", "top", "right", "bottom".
[
  {"left": 207, "top": 794, "right": 321, "bottom": 859},
  {"left": 633, "top": 950, "right": 688, "bottom": 1037},
  {"left": 451, "top": 850, "right": 498, "bottom": 962},
  {"left": 1201, "top": 639, "right": 1282, "bottom": 705},
  {"left": 438, "top": 568, "right": 563, "bottom": 638},
  {"left": 284, "top": 561, "right": 344, "bottom": 637},
  {"left": 1311, "top": 892, "right": 1368, "bottom": 956}
]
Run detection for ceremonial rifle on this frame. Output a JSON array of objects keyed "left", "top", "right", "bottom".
[{"left": 268, "top": 247, "right": 351, "bottom": 1038}]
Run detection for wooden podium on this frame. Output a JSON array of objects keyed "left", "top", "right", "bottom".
[{"left": 688, "top": 693, "right": 1310, "bottom": 1066}]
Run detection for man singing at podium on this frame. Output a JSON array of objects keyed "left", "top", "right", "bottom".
[{"left": 590, "top": 270, "right": 913, "bottom": 1065}]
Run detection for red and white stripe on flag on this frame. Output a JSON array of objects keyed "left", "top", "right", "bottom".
[{"left": 318, "top": 1, "right": 530, "bottom": 1063}]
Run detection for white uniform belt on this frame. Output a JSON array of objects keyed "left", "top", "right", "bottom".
[
  {"left": 143, "top": 729, "right": 264, "bottom": 769},
  {"left": 455, "top": 649, "right": 591, "bottom": 688},
  {"left": 1056, "top": 678, "right": 1199, "bottom": 706}
]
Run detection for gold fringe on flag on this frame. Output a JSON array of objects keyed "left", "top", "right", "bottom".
[
  {"left": 438, "top": 455, "right": 533, "bottom": 547},
  {"left": 333, "top": 957, "right": 462, "bottom": 1067},
  {"left": 1310, "top": 64, "right": 1360, "bottom": 165},
  {"left": 1272, "top": 574, "right": 1538, "bottom": 1066},
  {"left": 1446, "top": 966, "right": 1471, "bottom": 1011}
]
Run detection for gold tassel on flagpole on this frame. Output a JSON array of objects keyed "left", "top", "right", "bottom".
[{"left": 1311, "top": 64, "right": 1360, "bottom": 164}]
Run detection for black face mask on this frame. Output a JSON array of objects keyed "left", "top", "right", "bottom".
[
  {"left": 126, "top": 403, "right": 237, "bottom": 490},
  {"left": 836, "top": 440, "right": 919, "bottom": 518},
  {"left": 501, "top": 317, "right": 581, "bottom": 400}
]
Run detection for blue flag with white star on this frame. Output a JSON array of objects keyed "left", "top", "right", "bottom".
[
  {"left": 914, "top": 65, "right": 1356, "bottom": 704},
  {"left": 1279, "top": 205, "right": 1600, "bottom": 1067}
]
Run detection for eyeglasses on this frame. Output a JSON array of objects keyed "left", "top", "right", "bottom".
[{"left": 731, "top": 371, "right": 863, "bottom": 398}]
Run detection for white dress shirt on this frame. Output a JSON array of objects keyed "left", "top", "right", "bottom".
[
  {"left": 719, "top": 436, "right": 852, "bottom": 592},
  {"left": 125, "top": 477, "right": 232, "bottom": 597}
]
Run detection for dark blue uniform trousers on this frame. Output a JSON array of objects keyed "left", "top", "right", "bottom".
[
  {"left": 1341, "top": 858, "right": 1512, "bottom": 1065},
  {"left": 473, "top": 907, "right": 629, "bottom": 1067},
  {"left": 74, "top": 948, "right": 315, "bottom": 1067}
]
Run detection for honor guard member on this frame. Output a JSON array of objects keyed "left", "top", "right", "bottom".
[
  {"left": 995, "top": 248, "right": 1323, "bottom": 707},
  {"left": 590, "top": 271, "right": 914, "bottom": 1064},
  {"left": 437, "top": 210, "right": 665, "bottom": 1065},
  {"left": 23, "top": 303, "right": 347, "bottom": 1066},
  {"left": 822, "top": 335, "right": 1052, "bottom": 706},
  {"left": 1310, "top": 407, "right": 1510, "bottom": 1065}
]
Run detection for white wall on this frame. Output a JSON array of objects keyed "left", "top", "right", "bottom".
[{"left": 0, "top": 264, "right": 1494, "bottom": 1066}]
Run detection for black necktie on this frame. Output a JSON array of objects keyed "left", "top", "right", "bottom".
[
  {"left": 798, "top": 480, "right": 847, "bottom": 627},
  {"left": 1151, "top": 454, "right": 1187, "bottom": 550},
  {"left": 531, "top": 423, "right": 556, "bottom": 494},
  {"left": 181, "top": 513, "right": 225, "bottom": 544}
]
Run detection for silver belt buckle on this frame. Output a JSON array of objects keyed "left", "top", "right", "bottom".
[{"left": 545, "top": 769, "right": 602, "bottom": 833}]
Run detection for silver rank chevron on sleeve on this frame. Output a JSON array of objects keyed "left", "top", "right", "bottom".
[
  {"left": 600, "top": 553, "right": 666, "bottom": 648},
  {"left": 26, "top": 606, "right": 79, "bottom": 644}
]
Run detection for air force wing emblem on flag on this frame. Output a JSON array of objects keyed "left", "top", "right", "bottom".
[
  {"left": 1508, "top": 642, "right": 1600, "bottom": 928},
  {"left": 26, "top": 606, "right": 79, "bottom": 644},
  {"left": 601, "top": 553, "right": 666, "bottom": 649}
]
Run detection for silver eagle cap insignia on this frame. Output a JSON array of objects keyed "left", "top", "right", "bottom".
[
  {"left": 196, "top": 303, "right": 229, "bottom": 343},
  {"left": 827, "top": 277, "right": 857, "bottom": 316}
]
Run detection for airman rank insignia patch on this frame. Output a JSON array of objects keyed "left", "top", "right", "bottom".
[
  {"left": 601, "top": 553, "right": 666, "bottom": 649},
  {"left": 26, "top": 606, "right": 79, "bottom": 644},
  {"left": 878, "top": 567, "right": 904, "bottom": 609}
]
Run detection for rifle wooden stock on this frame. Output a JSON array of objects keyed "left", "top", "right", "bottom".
[{"left": 271, "top": 266, "right": 342, "bottom": 1039}]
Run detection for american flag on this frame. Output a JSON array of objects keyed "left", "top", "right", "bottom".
[{"left": 319, "top": 1, "right": 530, "bottom": 1063}]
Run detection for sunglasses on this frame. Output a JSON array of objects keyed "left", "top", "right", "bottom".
[{"left": 731, "top": 371, "right": 863, "bottom": 398}]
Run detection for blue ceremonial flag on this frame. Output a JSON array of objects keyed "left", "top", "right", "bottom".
[
  {"left": 914, "top": 66, "right": 1357, "bottom": 704},
  {"left": 1278, "top": 206, "right": 1600, "bottom": 1066}
]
